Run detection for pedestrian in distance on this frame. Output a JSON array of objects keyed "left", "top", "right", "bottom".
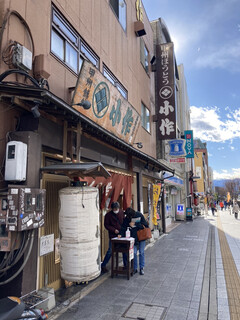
[
  {"left": 101, "top": 201, "right": 126, "bottom": 273},
  {"left": 220, "top": 201, "right": 224, "bottom": 211},
  {"left": 224, "top": 200, "right": 227, "bottom": 210},
  {"left": 210, "top": 202, "right": 216, "bottom": 216},
  {"left": 233, "top": 200, "right": 239, "bottom": 220},
  {"left": 120, "top": 207, "right": 149, "bottom": 275}
]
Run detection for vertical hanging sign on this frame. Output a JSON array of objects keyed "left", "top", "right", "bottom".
[
  {"left": 156, "top": 42, "right": 176, "bottom": 139},
  {"left": 184, "top": 130, "right": 194, "bottom": 158}
]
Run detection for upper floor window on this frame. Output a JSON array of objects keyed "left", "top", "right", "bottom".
[
  {"left": 51, "top": 7, "right": 99, "bottom": 73},
  {"left": 103, "top": 64, "right": 128, "bottom": 99},
  {"left": 141, "top": 102, "right": 150, "bottom": 132},
  {"left": 109, "top": 0, "right": 126, "bottom": 31},
  {"left": 140, "top": 38, "right": 149, "bottom": 73}
]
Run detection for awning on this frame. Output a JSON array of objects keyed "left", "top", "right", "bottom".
[
  {"left": 40, "top": 162, "right": 111, "bottom": 179},
  {"left": 0, "top": 83, "right": 174, "bottom": 174}
]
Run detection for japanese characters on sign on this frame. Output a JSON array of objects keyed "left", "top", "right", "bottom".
[
  {"left": 169, "top": 158, "right": 186, "bottom": 163},
  {"left": 72, "top": 60, "right": 140, "bottom": 145},
  {"left": 156, "top": 43, "right": 176, "bottom": 139},
  {"left": 184, "top": 130, "right": 194, "bottom": 158}
]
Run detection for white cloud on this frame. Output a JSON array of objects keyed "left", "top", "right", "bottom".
[
  {"left": 230, "top": 146, "right": 235, "bottom": 150},
  {"left": 208, "top": 152, "right": 213, "bottom": 157},
  {"left": 217, "top": 147, "right": 224, "bottom": 150},
  {"left": 213, "top": 168, "right": 240, "bottom": 179},
  {"left": 194, "top": 41, "right": 240, "bottom": 72},
  {"left": 190, "top": 106, "right": 240, "bottom": 142}
]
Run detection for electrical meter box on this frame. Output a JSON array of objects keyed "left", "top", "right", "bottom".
[
  {"left": 12, "top": 43, "right": 32, "bottom": 71},
  {"left": 7, "top": 187, "right": 46, "bottom": 232},
  {"left": 5, "top": 141, "right": 27, "bottom": 181}
]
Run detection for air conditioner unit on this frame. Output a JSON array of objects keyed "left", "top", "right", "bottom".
[
  {"left": 12, "top": 43, "right": 32, "bottom": 71},
  {"left": 5, "top": 141, "right": 27, "bottom": 181}
]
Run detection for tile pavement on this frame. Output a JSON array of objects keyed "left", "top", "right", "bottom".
[
  {"left": 49, "top": 211, "right": 240, "bottom": 320},
  {"left": 51, "top": 217, "right": 209, "bottom": 320}
]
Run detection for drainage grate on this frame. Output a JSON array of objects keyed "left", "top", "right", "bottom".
[{"left": 123, "top": 302, "right": 167, "bottom": 320}]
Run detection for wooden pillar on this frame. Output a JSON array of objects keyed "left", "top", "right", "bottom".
[
  {"left": 137, "top": 171, "right": 143, "bottom": 213},
  {"left": 76, "top": 122, "right": 81, "bottom": 162},
  {"left": 63, "top": 121, "right": 68, "bottom": 162}
]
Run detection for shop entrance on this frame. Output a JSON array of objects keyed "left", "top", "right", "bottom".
[{"left": 38, "top": 174, "right": 70, "bottom": 290}]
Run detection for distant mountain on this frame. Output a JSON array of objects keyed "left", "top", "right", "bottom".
[
  {"left": 214, "top": 178, "right": 240, "bottom": 188},
  {"left": 214, "top": 179, "right": 226, "bottom": 188}
]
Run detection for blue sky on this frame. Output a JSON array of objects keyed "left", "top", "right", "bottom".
[{"left": 142, "top": 0, "right": 240, "bottom": 180}]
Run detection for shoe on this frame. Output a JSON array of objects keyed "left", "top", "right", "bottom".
[
  {"left": 140, "top": 268, "right": 144, "bottom": 275},
  {"left": 101, "top": 266, "right": 109, "bottom": 273},
  {"left": 134, "top": 269, "right": 138, "bottom": 274}
]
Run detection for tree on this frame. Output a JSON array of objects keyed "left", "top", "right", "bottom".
[
  {"left": 225, "top": 179, "right": 240, "bottom": 200},
  {"left": 215, "top": 187, "right": 226, "bottom": 200}
]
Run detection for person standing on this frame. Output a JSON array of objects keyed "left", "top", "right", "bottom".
[
  {"left": 224, "top": 200, "right": 227, "bottom": 210},
  {"left": 101, "top": 202, "right": 125, "bottom": 273},
  {"left": 220, "top": 201, "right": 224, "bottom": 211},
  {"left": 120, "top": 207, "right": 149, "bottom": 275},
  {"left": 233, "top": 201, "right": 239, "bottom": 219},
  {"left": 210, "top": 202, "right": 215, "bottom": 216}
]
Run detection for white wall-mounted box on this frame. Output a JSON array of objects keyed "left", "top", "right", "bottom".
[{"left": 5, "top": 141, "right": 27, "bottom": 181}]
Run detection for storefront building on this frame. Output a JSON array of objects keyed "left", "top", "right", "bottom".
[{"left": 0, "top": 0, "right": 174, "bottom": 297}]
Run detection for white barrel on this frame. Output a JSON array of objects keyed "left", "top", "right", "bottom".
[{"left": 59, "top": 186, "right": 101, "bottom": 282}]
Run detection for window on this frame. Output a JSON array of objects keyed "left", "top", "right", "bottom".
[
  {"left": 103, "top": 65, "right": 128, "bottom": 99},
  {"left": 140, "top": 38, "right": 149, "bottom": 73},
  {"left": 51, "top": 7, "right": 99, "bottom": 73},
  {"left": 141, "top": 103, "right": 150, "bottom": 132},
  {"left": 109, "top": 0, "right": 126, "bottom": 31}
]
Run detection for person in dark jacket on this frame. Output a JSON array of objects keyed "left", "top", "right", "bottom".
[
  {"left": 101, "top": 201, "right": 125, "bottom": 273},
  {"left": 120, "top": 207, "right": 148, "bottom": 275}
]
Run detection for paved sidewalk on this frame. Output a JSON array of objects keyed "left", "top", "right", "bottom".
[
  {"left": 205, "top": 209, "right": 240, "bottom": 320},
  {"left": 217, "top": 209, "right": 240, "bottom": 276},
  {"left": 52, "top": 217, "right": 210, "bottom": 320},
  {"left": 216, "top": 210, "right": 240, "bottom": 320}
]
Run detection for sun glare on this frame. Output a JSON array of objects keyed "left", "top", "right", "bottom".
[{"left": 171, "top": 36, "right": 179, "bottom": 53}]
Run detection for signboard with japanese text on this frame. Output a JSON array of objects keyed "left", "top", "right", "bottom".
[
  {"left": 72, "top": 60, "right": 141, "bottom": 145},
  {"left": 184, "top": 130, "right": 194, "bottom": 158},
  {"left": 153, "top": 184, "right": 161, "bottom": 225},
  {"left": 196, "top": 167, "right": 202, "bottom": 179},
  {"left": 40, "top": 234, "right": 54, "bottom": 256},
  {"left": 167, "top": 139, "right": 186, "bottom": 157},
  {"left": 166, "top": 204, "right": 172, "bottom": 218},
  {"left": 176, "top": 204, "right": 185, "bottom": 221},
  {"left": 156, "top": 42, "right": 176, "bottom": 139},
  {"left": 164, "top": 176, "right": 184, "bottom": 187},
  {"left": 169, "top": 158, "right": 186, "bottom": 163},
  {"left": 165, "top": 139, "right": 186, "bottom": 163}
]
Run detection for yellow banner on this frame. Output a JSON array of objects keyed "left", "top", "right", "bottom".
[{"left": 152, "top": 184, "right": 161, "bottom": 225}]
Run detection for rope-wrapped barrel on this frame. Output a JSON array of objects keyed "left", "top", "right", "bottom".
[{"left": 59, "top": 187, "right": 100, "bottom": 282}]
